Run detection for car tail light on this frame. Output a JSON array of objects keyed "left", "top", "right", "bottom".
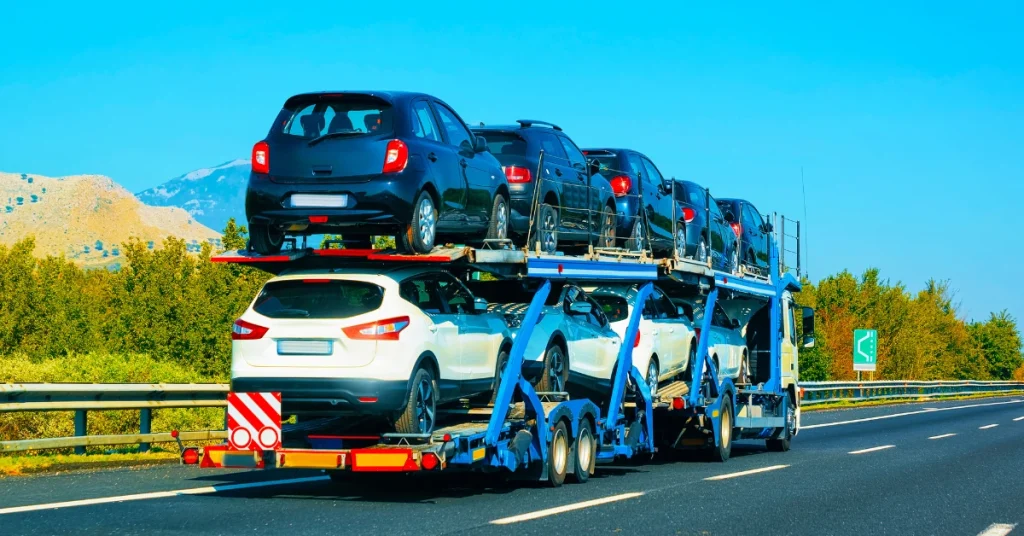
[
  {"left": 694, "top": 327, "right": 701, "bottom": 341},
  {"left": 382, "top": 139, "right": 409, "bottom": 173},
  {"left": 504, "top": 166, "right": 532, "bottom": 183},
  {"left": 252, "top": 141, "right": 269, "bottom": 174},
  {"left": 232, "top": 319, "right": 268, "bottom": 340},
  {"left": 610, "top": 175, "right": 632, "bottom": 197},
  {"left": 343, "top": 316, "right": 410, "bottom": 340},
  {"left": 309, "top": 215, "right": 328, "bottom": 224},
  {"left": 633, "top": 332, "right": 641, "bottom": 348},
  {"left": 730, "top": 222, "right": 742, "bottom": 238},
  {"left": 682, "top": 207, "right": 696, "bottom": 223}
]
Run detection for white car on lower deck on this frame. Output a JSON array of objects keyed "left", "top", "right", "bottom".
[
  {"left": 588, "top": 284, "right": 696, "bottom": 395},
  {"left": 688, "top": 300, "right": 749, "bottom": 383},
  {"left": 231, "top": 267, "right": 511, "bottom": 434}
]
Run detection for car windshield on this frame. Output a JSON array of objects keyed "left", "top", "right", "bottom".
[
  {"left": 277, "top": 96, "right": 394, "bottom": 140},
  {"left": 465, "top": 279, "right": 563, "bottom": 307},
  {"left": 477, "top": 132, "right": 527, "bottom": 157},
  {"left": 253, "top": 280, "right": 384, "bottom": 319},
  {"left": 590, "top": 294, "right": 629, "bottom": 322}
]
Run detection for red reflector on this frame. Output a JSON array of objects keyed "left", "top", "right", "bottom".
[
  {"left": 358, "top": 397, "right": 378, "bottom": 403},
  {"left": 730, "top": 222, "right": 742, "bottom": 238},
  {"left": 633, "top": 331, "right": 641, "bottom": 348},
  {"left": 442, "top": 434, "right": 452, "bottom": 442},
  {"left": 252, "top": 141, "right": 269, "bottom": 174},
  {"left": 182, "top": 447, "right": 200, "bottom": 465},
  {"left": 170, "top": 429, "right": 179, "bottom": 439},
  {"left": 232, "top": 319, "right": 269, "bottom": 340},
  {"left": 682, "top": 207, "right": 696, "bottom": 223},
  {"left": 421, "top": 452, "right": 440, "bottom": 471},
  {"left": 382, "top": 139, "right": 409, "bottom": 173},
  {"left": 309, "top": 215, "right": 328, "bottom": 224},
  {"left": 610, "top": 175, "right": 632, "bottom": 197},
  {"left": 504, "top": 166, "right": 532, "bottom": 183},
  {"left": 672, "top": 397, "right": 685, "bottom": 410},
  {"left": 342, "top": 316, "right": 410, "bottom": 341}
]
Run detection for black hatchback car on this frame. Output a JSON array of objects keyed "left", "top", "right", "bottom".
[
  {"left": 674, "top": 180, "right": 738, "bottom": 272},
  {"left": 471, "top": 121, "right": 616, "bottom": 253},
  {"left": 246, "top": 91, "right": 510, "bottom": 255},
  {"left": 582, "top": 148, "right": 685, "bottom": 257},
  {"left": 717, "top": 198, "right": 773, "bottom": 269}
]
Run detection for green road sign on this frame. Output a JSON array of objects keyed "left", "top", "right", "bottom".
[{"left": 853, "top": 329, "right": 878, "bottom": 372}]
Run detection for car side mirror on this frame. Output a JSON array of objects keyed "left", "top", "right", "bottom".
[
  {"left": 473, "top": 297, "right": 489, "bottom": 312},
  {"left": 587, "top": 158, "right": 601, "bottom": 176},
  {"left": 724, "top": 211, "right": 735, "bottom": 223},
  {"left": 473, "top": 136, "right": 488, "bottom": 153},
  {"left": 569, "top": 301, "right": 592, "bottom": 315},
  {"left": 762, "top": 222, "right": 774, "bottom": 233},
  {"left": 731, "top": 318, "right": 740, "bottom": 329}
]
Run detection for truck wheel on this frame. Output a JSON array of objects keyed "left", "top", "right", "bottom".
[
  {"left": 569, "top": 419, "right": 595, "bottom": 483},
  {"left": 397, "top": 191, "right": 437, "bottom": 254},
  {"left": 250, "top": 223, "right": 284, "bottom": 255},
  {"left": 395, "top": 368, "right": 437, "bottom": 434},
  {"left": 710, "top": 397, "right": 733, "bottom": 462},
  {"left": 547, "top": 420, "right": 569, "bottom": 487},
  {"left": 537, "top": 343, "right": 568, "bottom": 393},
  {"left": 767, "top": 394, "right": 796, "bottom": 452}
]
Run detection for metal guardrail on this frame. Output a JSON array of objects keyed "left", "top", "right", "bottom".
[
  {"left": 801, "top": 380, "right": 1024, "bottom": 405},
  {"left": 0, "top": 383, "right": 229, "bottom": 454},
  {"left": 3, "top": 381, "right": 1023, "bottom": 453}
]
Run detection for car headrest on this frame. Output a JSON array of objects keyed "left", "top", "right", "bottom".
[
  {"left": 328, "top": 113, "right": 354, "bottom": 133},
  {"left": 363, "top": 113, "right": 381, "bottom": 132},
  {"left": 300, "top": 114, "right": 325, "bottom": 138}
]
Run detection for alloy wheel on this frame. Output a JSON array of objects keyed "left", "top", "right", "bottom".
[
  {"left": 418, "top": 197, "right": 436, "bottom": 247},
  {"left": 415, "top": 377, "right": 435, "bottom": 433}
]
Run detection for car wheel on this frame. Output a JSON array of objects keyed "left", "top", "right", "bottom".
[
  {"left": 547, "top": 420, "right": 569, "bottom": 487},
  {"left": 696, "top": 237, "right": 708, "bottom": 263},
  {"left": 485, "top": 194, "right": 509, "bottom": 242},
  {"left": 489, "top": 348, "right": 510, "bottom": 404},
  {"left": 731, "top": 247, "right": 739, "bottom": 272},
  {"left": 598, "top": 206, "right": 616, "bottom": 248},
  {"left": 674, "top": 225, "right": 687, "bottom": 260},
  {"left": 395, "top": 367, "right": 437, "bottom": 434},
  {"left": 398, "top": 191, "right": 437, "bottom": 254},
  {"left": 569, "top": 418, "right": 595, "bottom": 483},
  {"left": 250, "top": 223, "right": 285, "bottom": 255},
  {"left": 533, "top": 203, "right": 558, "bottom": 254},
  {"left": 682, "top": 344, "right": 697, "bottom": 382},
  {"left": 625, "top": 219, "right": 645, "bottom": 252},
  {"left": 646, "top": 359, "right": 659, "bottom": 396},
  {"left": 537, "top": 343, "right": 568, "bottom": 393}
]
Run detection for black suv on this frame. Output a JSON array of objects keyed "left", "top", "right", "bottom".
[
  {"left": 246, "top": 91, "right": 510, "bottom": 255},
  {"left": 471, "top": 120, "right": 616, "bottom": 253}
]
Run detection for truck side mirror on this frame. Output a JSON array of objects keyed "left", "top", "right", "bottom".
[{"left": 802, "top": 306, "right": 815, "bottom": 347}]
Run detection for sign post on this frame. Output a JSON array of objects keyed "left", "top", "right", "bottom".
[{"left": 853, "top": 329, "right": 877, "bottom": 380}]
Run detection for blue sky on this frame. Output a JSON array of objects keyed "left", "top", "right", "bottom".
[{"left": 2, "top": 1, "right": 1022, "bottom": 323}]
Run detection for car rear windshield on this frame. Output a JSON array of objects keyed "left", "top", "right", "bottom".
[
  {"left": 276, "top": 96, "right": 394, "bottom": 140},
  {"left": 590, "top": 294, "right": 629, "bottom": 323},
  {"left": 478, "top": 132, "right": 527, "bottom": 157},
  {"left": 253, "top": 280, "right": 385, "bottom": 319}
]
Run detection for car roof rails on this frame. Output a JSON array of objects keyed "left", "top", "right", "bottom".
[{"left": 516, "top": 119, "right": 562, "bottom": 131}]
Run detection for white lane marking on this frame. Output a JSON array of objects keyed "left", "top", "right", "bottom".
[
  {"left": 848, "top": 445, "right": 895, "bottom": 455},
  {"left": 704, "top": 464, "right": 790, "bottom": 481},
  {"left": 490, "top": 492, "right": 644, "bottom": 525},
  {"left": 928, "top": 433, "right": 957, "bottom": 440},
  {"left": 978, "top": 523, "right": 1016, "bottom": 536},
  {"left": 979, "top": 424, "right": 999, "bottom": 430},
  {"left": 0, "top": 476, "right": 329, "bottom": 515},
  {"left": 802, "top": 399, "right": 1023, "bottom": 430},
  {"left": 1013, "top": 416, "right": 1024, "bottom": 422}
]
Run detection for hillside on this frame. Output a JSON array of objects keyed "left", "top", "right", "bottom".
[
  {"left": 1, "top": 171, "right": 220, "bottom": 265},
  {"left": 136, "top": 159, "right": 248, "bottom": 231}
]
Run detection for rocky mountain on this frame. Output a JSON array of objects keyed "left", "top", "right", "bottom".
[
  {"left": 136, "top": 159, "right": 249, "bottom": 231},
  {"left": 1, "top": 171, "right": 220, "bottom": 265}
]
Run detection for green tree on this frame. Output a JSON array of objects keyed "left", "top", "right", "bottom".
[
  {"left": 221, "top": 218, "right": 248, "bottom": 251},
  {"left": 970, "top": 311, "right": 1023, "bottom": 380}
]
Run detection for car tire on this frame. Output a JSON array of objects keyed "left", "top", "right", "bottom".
[
  {"left": 646, "top": 358, "right": 659, "bottom": 396},
  {"left": 709, "top": 396, "right": 733, "bottom": 462},
  {"left": 696, "top": 237, "right": 708, "bottom": 263},
  {"left": 569, "top": 418, "right": 595, "bottom": 484},
  {"left": 731, "top": 247, "right": 739, "bottom": 273},
  {"left": 533, "top": 203, "right": 558, "bottom": 254},
  {"left": 598, "top": 205, "right": 616, "bottom": 248},
  {"left": 547, "top": 420, "right": 569, "bottom": 487},
  {"left": 537, "top": 343, "right": 568, "bottom": 393},
  {"left": 394, "top": 367, "right": 437, "bottom": 434},
  {"left": 489, "top": 348, "right": 510, "bottom": 405},
  {"left": 250, "top": 223, "right": 285, "bottom": 255},
  {"left": 625, "top": 219, "right": 645, "bottom": 252},
  {"left": 485, "top": 194, "right": 510, "bottom": 243},
  {"left": 674, "top": 225, "right": 687, "bottom": 260},
  {"left": 398, "top": 190, "right": 437, "bottom": 254}
]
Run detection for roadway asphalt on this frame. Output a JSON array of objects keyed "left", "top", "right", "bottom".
[{"left": 1, "top": 397, "right": 1022, "bottom": 536}]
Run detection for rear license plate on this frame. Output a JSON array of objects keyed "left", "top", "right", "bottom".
[
  {"left": 289, "top": 194, "right": 347, "bottom": 208},
  {"left": 277, "top": 339, "right": 333, "bottom": 356}
]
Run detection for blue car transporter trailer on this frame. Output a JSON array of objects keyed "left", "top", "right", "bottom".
[{"left": 201, "top": 242, "right": 801, "bottom": 483}]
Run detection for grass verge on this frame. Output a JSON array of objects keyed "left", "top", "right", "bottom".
[
  {"left": 802, "top": 390, "right": 1024, "bottom": 412},
  {"left": 0, "top": 450, "right": 181, "bottom": 477}
]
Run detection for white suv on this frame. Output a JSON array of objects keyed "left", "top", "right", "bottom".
[
  {"left": 231, "top": 267, "right": 511, "bottom": 434},
  {"left": 589, "top": 285, "right": 696, "bottom": 396}
]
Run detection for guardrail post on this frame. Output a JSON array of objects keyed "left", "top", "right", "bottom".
[
  {"left": 139, "top": 408, "right": 152, "bottom": 453},
  {"left": 74, "top": 410, "right": 88, "bottom": 455}
]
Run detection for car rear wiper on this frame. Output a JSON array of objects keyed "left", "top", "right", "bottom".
[
  {"left": 273, "top": 308, "right": 310, "bottom": 317},
  {"left": 307, "top": 130, "right": 363, "bottom": 146}
]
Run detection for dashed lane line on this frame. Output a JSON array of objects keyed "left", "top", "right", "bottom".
[
  {"left": 703, "top": 465, "right": 790, "bottom": 481},
  {"left": 979, "top": 424, "right": 1000, "bottom": 430},
  {"left": 848, "top": 445, "right": 895, "bottom": 455},
  {"left": 928, "top": 433, "right": 957, "bottom": 440},
  {"left": 490, "top": 492, "right": 645, "bottom": 525},
  {"left": 977, "top": 523, "right": 1016, "bottom": 536}
]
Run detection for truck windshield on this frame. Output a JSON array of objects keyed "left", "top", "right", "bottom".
[{"left": 253, "top": 280, "right": 384, "bottom": 319}]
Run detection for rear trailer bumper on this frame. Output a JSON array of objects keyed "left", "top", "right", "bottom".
[
  {"left": 231, "top": 377, "right": 409, "bottom": 415},
  {"left": 245, "top": 171, "right": 422, "bottom": 232}
]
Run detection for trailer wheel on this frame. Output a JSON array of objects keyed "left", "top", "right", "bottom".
[
  {"left": 547, "top": 420, "right": 569, "bottom": 487},
  {"left": 569, "top": 419, "right": 595, "bottom": 484},
  {"left": 710, "top": 397, "right": 733, "bottom": 462},
  {"left": 767, "top": 394, "right": 796, "bottom": 452}
]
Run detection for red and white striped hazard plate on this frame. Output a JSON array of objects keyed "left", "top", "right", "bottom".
[{"left": 227, "top": 392, "right": 282, "bottom": 451}]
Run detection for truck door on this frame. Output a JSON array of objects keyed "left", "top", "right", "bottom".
[{"left": 781, "top": 294, "right": 798, "bottom": 387}]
